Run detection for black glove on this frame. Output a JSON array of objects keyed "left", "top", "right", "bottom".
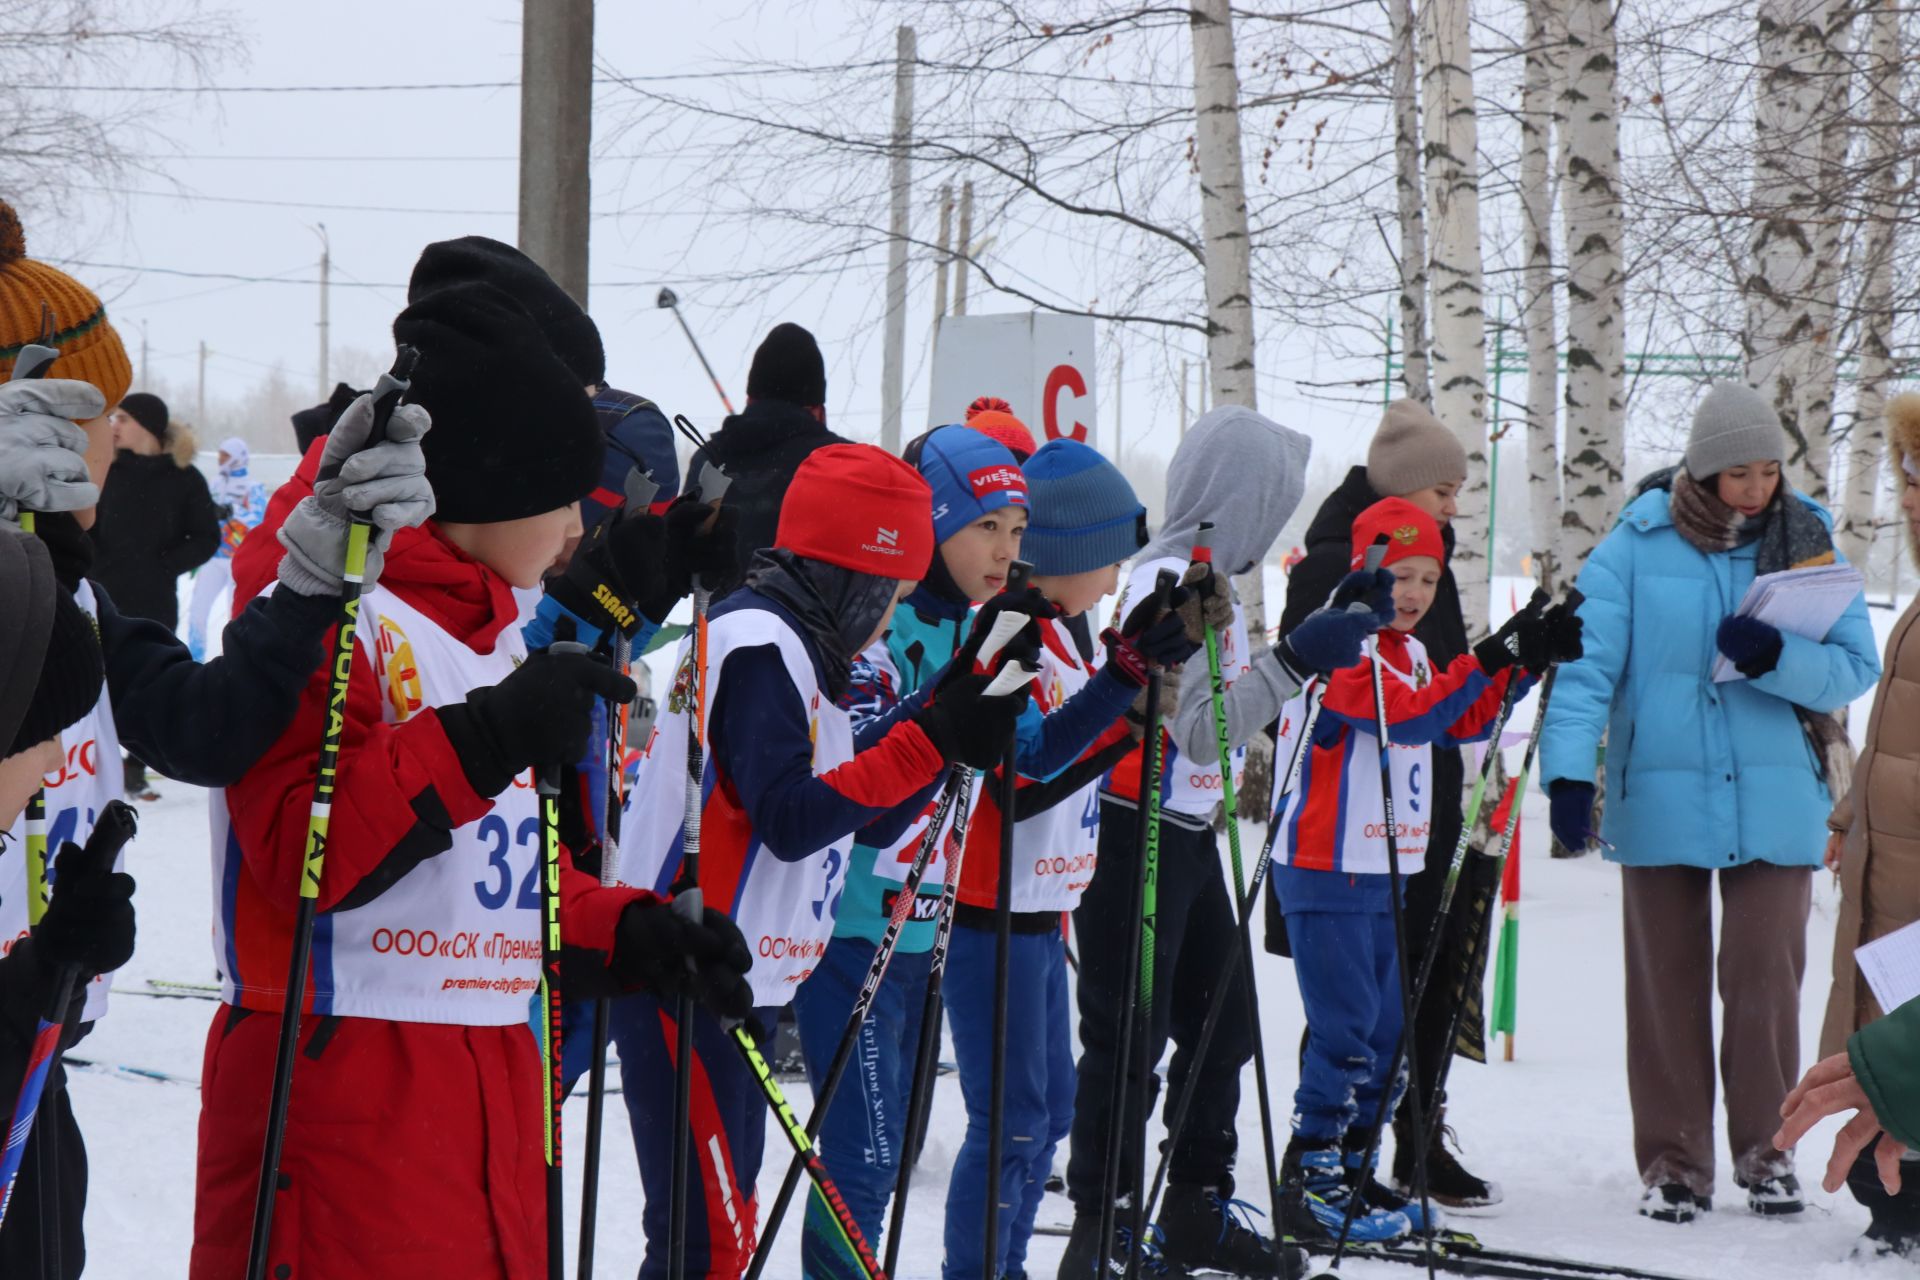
[
  {"left": 654, "top": 496, "right": 738, "bottom": 616},
  {"left": 612, "top": 898, "right": 754, "bottom": 1022},
  {"left": 36, "top": 839, "right": 136, "bottom": 980},
  {"left": 1533, "top": 601, "right": 1586, "bottom": 670},
  {"left": 29, "top": 510, "right": 93, "bottom": 592},
  {"left": 1717, "top": 615, "right": 1782, "bottom": 679},
  {"left": 915, "top": 670, "right": 1031, "bottom": 769},
  {"left": 1102, "top": 589, "right": 1200, "bottom": 687},
  {"left": 440, "top": 650, "right": 638, "bottom": 797},
  {"left": 955, "top": 583, "right": 1054, "bottom": 674},
  {"left": 1473, "top": 595, "right": 1552, "bottom": 675}
]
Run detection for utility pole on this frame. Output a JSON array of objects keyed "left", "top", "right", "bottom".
[
  {"left": 316, "top": 223, "right": 331, "bottom": 399},
  {"left": 517, "top": 0, "right": 594, "bottom": 307},
  {"left": 954, "top": 180, "right": 973, "bottom": 316},
  {"left": 197, "top": 341, "right": 207, "bottom": 424},
  {"left": 932, "top": 184, "right": 953, "bottom": 328},
  {"left": 879, "top": 25, "right": 916, "bottom": 453},
  {"left": 1179, "top": 359, "right": 1191, "bottom": 437}
]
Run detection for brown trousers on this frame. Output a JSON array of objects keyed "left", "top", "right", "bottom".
[{"left": 1622, "top": 861, "right": 1812, "bottom": 1196}]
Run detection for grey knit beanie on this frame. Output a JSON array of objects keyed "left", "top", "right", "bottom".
[
  {"left": 1686, "top": 383, "right": 1785, "bottom": 479},
  {"left": 1366, "top": 399, "right": 1469, "bottom": 497}
]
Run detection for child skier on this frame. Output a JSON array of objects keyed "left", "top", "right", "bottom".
[
  {"left": 944, "top": 437, "right": 1201, "bottom": 1280},
  {"left": 791, "top": 422, "right": 1036, "bottom": 1280},
  {"left": 190, "top": 282, "right": 754, "bottom": 1280},
  {"left": 1060, "top": 405, "right": 1387, "bottom": 1280},
  {"left": 617, "top": 440, "right": 1036, "bottom": 1280},
  {"left": 187, "top": 436, "right": 270, "bottom": 660},
  {"left": 1269, "top": 497, "right": 1570, "bottom": 1245}
]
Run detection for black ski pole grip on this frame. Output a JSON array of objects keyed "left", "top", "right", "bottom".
[
  {"left": 73, "top": 799, "right": 138, "bottom": 880},
  {"left": 1006, "top": 559, "right": 1032, "bottom": 594},
  {"left": 1563, "top": 586, "right": 1585, "bottom": 612},
  {"left": 315, "top": 345, "right": 419, "bottom": 487}
]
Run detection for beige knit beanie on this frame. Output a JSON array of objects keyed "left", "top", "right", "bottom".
[{"left": 1366, "top": 399, "right": 1469, "bottom": 497}]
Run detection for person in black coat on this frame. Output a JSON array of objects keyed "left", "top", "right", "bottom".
[
  {"left": 90, "top": 393, "right": 220, "bottom": 632},
  {"left": 1274, "top": 398, "right": 1502, "bottom": 1209},
  {"left": 689, "top": 322, "right": 850, "bottom": 594}
]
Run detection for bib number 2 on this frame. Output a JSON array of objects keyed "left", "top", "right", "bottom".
[{"left": 473, "top": 814, "right": 541, "bottom": 910}]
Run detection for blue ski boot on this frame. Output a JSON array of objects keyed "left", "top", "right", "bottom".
[
  {"left": 1278, "top": 1139, "right": 1411, "bottom": 1247},
  {"left": 1342, "top": 1128, "right": 1446, "bottom": 1237}
]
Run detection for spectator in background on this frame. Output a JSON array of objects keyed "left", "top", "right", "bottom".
[
  {"left": 185, "top": 436, "right": 268, "bottom": 661},
  {"left": 91, "top": 391, "right": 219, "bottom": 800}
]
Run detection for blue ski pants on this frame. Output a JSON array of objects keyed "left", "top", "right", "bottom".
[
  {"left": 942, "top": 921, "right": 1075, "bottom": 1280},
  {"left": 1282, "top": 904, "right": 1405, "bottom": 1144}
]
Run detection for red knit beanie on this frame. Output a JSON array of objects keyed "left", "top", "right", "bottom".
[
  {"left": 777, "top": 443, "right": 935, "bottom": 579},
  {"left": 1350, "top": 496, "right": 1444, "bottom": 569},
  {"left": 965, "top": 396, "right": 1038, "bottom": 460}
]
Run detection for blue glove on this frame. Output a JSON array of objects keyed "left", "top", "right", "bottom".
[
  {"left": 1275, "top": 570, "right": 1393, "bottom": 680},
  {"left": 1716, "top": 615, "right": 1783, "bottom": 678},
  {"left": 1548, "top": 780, "right": 1597, "bottom": 853}
]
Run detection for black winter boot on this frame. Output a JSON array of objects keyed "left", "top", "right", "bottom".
[
  {"left": 1390, "top": 1107, "right": 1502, "bottom": 1210},
  {"left": 1056, "top": 1210, "right": 1190, "bottom": 1280},
  {"left": 1157, "top": 1184, "right": 1303, "bottom": 1279}
]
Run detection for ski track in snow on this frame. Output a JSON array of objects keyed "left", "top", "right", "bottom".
[{"left": 74, "top": 576, "right": 1898, "bottom": 1276}]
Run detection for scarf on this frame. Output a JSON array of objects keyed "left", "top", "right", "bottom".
[
  {"left": 1642, "top": 465, "right": 1853, "bottom": 797},
  {"left": 744, "top": 549, "right": 901, "bottom": 702}
]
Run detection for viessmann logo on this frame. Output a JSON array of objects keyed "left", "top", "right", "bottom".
[
  {"left": 968, "top": 465, "right": 1029, "bottom": 503},
  {"left": 863, "top": 526, "right": 906, "bottom": 557}
]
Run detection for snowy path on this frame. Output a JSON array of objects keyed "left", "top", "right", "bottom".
[{"left": 72, "top": 778, "right": 1889, "bottom": 1278}]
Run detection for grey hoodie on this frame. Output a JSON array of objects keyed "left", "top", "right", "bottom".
[{"left": 1146, "top": 405, "right": 1315, "bottom": 775}]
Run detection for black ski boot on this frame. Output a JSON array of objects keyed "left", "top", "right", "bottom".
[
  {"left": 1056, "top": 1211, "right": 1190, "bottom": 1280},
  {"left": 1390, "top": 1109, "right": 1502, "bottom": 1210},
  {"left": 1737, "top": 1172, "right": 1804, "bottom": 1216},
  {"left": 1638, "top": 1183, "right": 1710, "bottom": 1224},
  {"left": 1157, "top": 1184, "right": 1304, "bottom": 1278}
]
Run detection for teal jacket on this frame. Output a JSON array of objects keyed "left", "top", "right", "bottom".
[{"left": 1539, "top": 487, "right": 1879, "bottom": 869}]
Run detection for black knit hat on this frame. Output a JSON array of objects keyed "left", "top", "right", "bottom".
[
  {"left": 118, "top": 391, "right": 168, "bottom": 442},
  {"left": 291, "top": 381, "right": 364, "bottom": 455},
  {"left": 746, "top": 322, "right": 827, "bottom": 408},
  {"left": 0, "top": 529, "right": 103, "bottom": 759},
  {"left": 408, "top": 236, "right": 605, "bottom": 388},
  {"left": 393, "top": 281, "right": 604, "bottom": 525}
]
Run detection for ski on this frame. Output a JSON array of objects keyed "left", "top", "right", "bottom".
[{"left": 1305, "top": 1231, "right": 1705, "bottom": 1280}]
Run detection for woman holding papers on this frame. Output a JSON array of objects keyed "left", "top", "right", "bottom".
[
  {"left": 1815, "top": 390, "right": 1920, "bottom": 1259},
  {"left": 1539, "top": 382, "right": 1879, "bottom": 1225}
]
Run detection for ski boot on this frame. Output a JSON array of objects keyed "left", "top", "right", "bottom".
[
  {"left": 1390, "top": 1109, "right": 1502, "bottom": 1210},
  {"left": 1057, "top": 1210, "right": 1190, "bottom": 1280},
  {"left": 1343, "top": 1130, "right": 1445, "bottom": 1237},
  {"left": 1638, "top": 1183, "right": 1710, "bottom": 1224},
  {"left": 1278, "top": 1139, "right": 1411, "bottom": 1248},
  {"left": 1737, "top": 1172, "right": 1804, "bottom": 1216},
  {"left": 1157, "top": 1184, "right": 1305, "bottom": 1278}
]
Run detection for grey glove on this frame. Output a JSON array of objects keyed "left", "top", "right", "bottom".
[
  {"left": 277, "top": 396, "right": 435, "bottom": 596},
  {"left": 0, "top": 379, "right": 106, "bottom": 522},
  {"left": 1175, "top": 561, "right": 1235, "bottom": 646}
]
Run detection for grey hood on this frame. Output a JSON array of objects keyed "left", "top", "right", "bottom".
[{"left": 1141, "top": 404, "right": 1312, "bottom": 576}]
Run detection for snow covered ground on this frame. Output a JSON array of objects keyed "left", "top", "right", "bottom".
[
  {"left": 71, "top": 780, "right": 1884, "bottom": 1279},
  {"left": 70, "top": 574, "right": 1901, "bottom": 1276}
]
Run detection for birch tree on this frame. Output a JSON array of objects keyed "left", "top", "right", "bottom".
[
  {"left": 1421, "top": 0, "right": 1492, "bottom": 629},
  {"left": 1839, "top": 0, "right": 1902, "bottom": 568},
  {"left": 1390, "top": 0, "right": 1430, "bottom": 404},
  {"left": 1521, "top": 0, "right": 1566, "bottom": 593},
  {"left": 1746, "top": 0, "right": 1837, "bottom": 498},
  {"left": 1558, "top": 0, "right": 1626, "bottom": 575}
]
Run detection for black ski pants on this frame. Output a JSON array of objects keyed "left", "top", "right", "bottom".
[{"left": 1066, "top": 800, "right": 1254, "bottom": 1210}]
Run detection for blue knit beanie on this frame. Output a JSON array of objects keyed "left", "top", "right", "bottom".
[
  {"left": 1020, "top": 439, "right": 1146, "bottom": 575},
  {"left": 914, "top": 425, "right": 1028, "bottom": 543}
]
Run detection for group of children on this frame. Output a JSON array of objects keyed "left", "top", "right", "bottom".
[{"left": 0, "top": 202, "right": 1587, "bottom": 1280}]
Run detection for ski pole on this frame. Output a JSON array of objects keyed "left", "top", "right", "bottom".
[
  {"left": 578, "top": 467, "right": 662, "bottom": 1280},
  {"left": 1138, "top": 535, "right": 1393, "bottom": 1235},
  {"left": 1099, "top": 568, "right": 1177, "bottom": 1280},
  {"left": 1414, "top": 596, "right": 1579, "bottom": 1171},
  {"left": 664, "top": 457, "right": 732, "bottom": 1280},
  {"left": 0, "top": 799, "right": 136, "bottom": 1235},
  {"left": 10, "top": 333, "right": 59, "bottom": 932},
  {"left": 657, "top": 289, "right": 737, "bottom": 416},
  {"left": 245, "top": 346, "right": 417, "bottom": 1280},
  {"left": 885, "top": 766, "right": 984, "bottom": 1280},
  {"left": 537, "top": 619, "right": 589, "bottom": 1280},
  {"left": 741, "top": 770, "right": 965, "bottom": 1280},
  {"left": 975, "top": 560, "right": 1040, "bottom": 1280},
  {"left": 731, "top": 1022, "right": 887, "bottom": 1280},
  {"left": 1321, "top": 632, "right": 1445, "bottom": 1280}
]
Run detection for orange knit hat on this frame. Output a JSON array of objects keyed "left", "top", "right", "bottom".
[
  {"left": 964, "top": 395, "right": 1038, "bottom": 460},
  {"left": 0, "top": 201, "right": 132, "bottom": 409}
]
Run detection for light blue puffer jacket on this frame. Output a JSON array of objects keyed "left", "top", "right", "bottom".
[{"left": 1539, "top": 486, "right": 1880, "bottom": 869}]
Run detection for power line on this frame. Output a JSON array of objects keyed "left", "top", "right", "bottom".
[
  {"left": 54, "top": 259, "right": 668, "bottom": 291},
  {"left": 23, "top": 65, "right": 888, "bottom": 94},
  {"left": 76, "top": 183, "right": 704, "bottom": 220}
]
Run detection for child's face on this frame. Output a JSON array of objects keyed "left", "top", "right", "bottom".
[
  {"left": 1389, "top": 555, "right": 1442, "bottom": 632},
  {"left": 440, "top": 503, "right": 584, "bottom": 590},
  {"left": 1031, "top": 562, "right": 1120, "bottom": 618},
  {"left": 862, "top": 580, "right": 918, "bottom": 653},
  {"left": 940, "top": 506, "right": 1028, "bottom": 602}
]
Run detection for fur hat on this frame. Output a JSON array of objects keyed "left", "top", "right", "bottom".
[{"left": 393, "top": 282, "right": 604, "bottom": 524}]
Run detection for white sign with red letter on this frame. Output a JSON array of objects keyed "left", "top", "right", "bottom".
[{"left": 927, "top": 312, "right": 1098, "bottom": 451}]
